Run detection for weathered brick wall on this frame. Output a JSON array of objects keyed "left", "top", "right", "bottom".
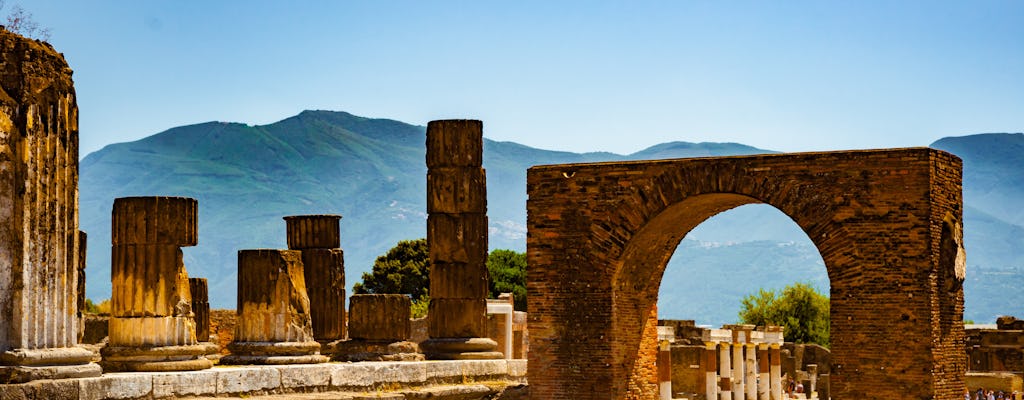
[{"left": 526, "top": 148, "right": 965, "bottom": 399}]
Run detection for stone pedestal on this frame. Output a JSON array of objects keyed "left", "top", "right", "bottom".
[
  {"left": 101, "top": 197, "right": 211, "bottom": 372},
  {"left": 284, "top": 215, "right": 346, "bottom": 352},
  {"left": 221, "top": 249, "right": 327, "bottom": 365},
  {"left": 334, "top": 294, "right": 423, "bottom": 361},
  {"left": 0, "top": 30, "right": 101, "bottom": 383},
  {"left": 421, "top": 120, "right": 500, "bottom": 360}
]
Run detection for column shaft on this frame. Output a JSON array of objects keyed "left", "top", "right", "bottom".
[
  {"left": 706, "top": 344, "right": 719, "bottom": 400},
  {"left": 758, "top": 344, "right": 770, "bottom": 400},
  {"left": 719, "top": 343, "right": 732, "bottom": 400},
  {"left": 745, "top": 343, "right": 757, "bottom": 400},
  {"left": 770, "top": 344, "right": 782, "bottom": 400}
]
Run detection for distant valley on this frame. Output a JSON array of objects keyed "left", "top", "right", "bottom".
[{"left": 78, "top": 111, "right": 1023, "bottom": 326}]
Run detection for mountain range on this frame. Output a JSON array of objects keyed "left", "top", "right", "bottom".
[{"left": 78, "top": 111, "right": 1023, "bottom": 326}]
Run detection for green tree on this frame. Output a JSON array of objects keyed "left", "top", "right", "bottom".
[
  {"left": 486, "top": 249, "right": 527, "bottom": 311},
  {"left": 353, "top": 238, "right": 429, "bottom": 300},
  {"left": 738, "top": 282, "right": 830, "bottom": 347}
]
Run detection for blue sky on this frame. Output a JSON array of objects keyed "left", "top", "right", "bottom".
[{"left": 29, "top": 1, "right": 1024, "bottom": 156}]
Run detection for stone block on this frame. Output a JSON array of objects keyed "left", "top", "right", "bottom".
[
  {"left": 461, "top": 359, "right": 508, "bottom": 378},
  {"left": 426, "top": 167, "right": 487, "bottom": 214},
  {"left": 429, "top": 298, "right": 487, "bottom": 338},
  {"left": 508, "top": 359, "right": 528, "bottom": 378},
  {"left": 277, "top": 363, "right": 333, "bottom": 389},
  {"left": 430, "top": 262, "right": 489, "bottom": 299},
  {"left": 301, "top": 248, "right": 346, "bottom": 341},
  {"left": 110, "top": 244, "right": 191, "bottom": 318},
  {"left": 112, "top": 196, "right": 198, "bottom": 246},
  {"left": 27, "top": 379, "right": 80, "bottom": 400},
  {"left": 216, "top": 366, "right": 281, "bottom": 394},
  {"left": 425, "top": 119, "right": 483, "bottom": 168},
  {"left": 330, "top": 362, "right": 425, "bottom": 388},
  {"left": 78, "top": 374, "right": 153, "bottom": 400},
  {"left": 234, "top": 249, "right": 314, "bottom": 343},
  {"left": 284, "top": 214, "right": 341, "bottom": 250},
  {"left": 348, "top": 294, "right": 411, "bottom": 341},
  {"left": 423, "top": 360, "right": 464, "bottom": 383},
  {"left": 427, "top": 213, "right": 488, "bottom": 265}
]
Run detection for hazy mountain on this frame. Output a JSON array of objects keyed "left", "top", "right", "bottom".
[{"left": 78, "top": 112, "right": 1021, "bottom": 326}]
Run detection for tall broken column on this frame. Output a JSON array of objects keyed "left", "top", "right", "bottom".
[
  {"left": 221, "top": 249, "right": 327, "bottom": 365},
  {"left": 420, "top": 119, "right": 501, "bottom": 360},
  {"left": 101, "top": 196, "right": 212, "bottom": 372},
  {"left": 283, "top": 215, "right": 346, "bottom": 350},
  {"left": 0, "top": 29, "right": 101, "bottom": 383}
]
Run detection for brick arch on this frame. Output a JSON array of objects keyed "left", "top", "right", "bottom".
[{"left": 526, "top": 148, "right": 966, "bottom": 400}]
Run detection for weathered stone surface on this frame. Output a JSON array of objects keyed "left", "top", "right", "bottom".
[
  {"left": 284, "top": 214, "right": 341, "bottom": 250},
  {"left": 428, "top": 299, "right": 487, "bottom": 339},
  {"left": 427, "top": 213, "right": 488, "bottom": 265},
  {"left": 333, "top": 340, "right": 423, "bottom": 362},
  {"left": 348, "top": 294, "right": 410, "bottom": 341},
  {"left": 151, "top": 369, "right": 219, "bottom": 398},
  {"left": 110, "top": 244, "right": 191, "bottom": 318},
  {"left": 189, "top": 278, "right": 210, "bottom": 342},
  {"left": 216, "top": 366, "right": 281, "bottom": 394},
  {"left": 0, "top": 28, "right": 98, "bottom": 383},
  {"left": 106, "top": 316, "right": 197, "bottom": 347},
  {"left": 234, "top": 249, "right": 314, "bottom": 343},
  {"left": 430, "top": 262, "right": 489, "bottom": 300},
  {"left": 426, "top": 167, "right": 487, "bottom": 214},
  {"left": 78, "top": 373, "right": 153, "bottom": 400},
  {"left": 277, "top": 363, "right": 333, "bottom": 389},
  {"left": 300, "top": 249, "right": 346, "bottom": 341},
  {"left": 425, "top": 119, "right": 483, "bottom": 168},
  {"left": 77, "top": 231, "right": 87, "bottom": 343},
  {"left": 111, "top": 196, "right": 197, "bottom": 246},
  {"left": 526, "top": 148, "right": 967, "bottom": 399}
]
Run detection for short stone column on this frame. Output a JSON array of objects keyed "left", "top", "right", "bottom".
[
  {"left": 189, "top": 278, "right": 210, "bottom": 343},
  {"left": 334, "top": 294, "right": 423, "bottom": 361},
  {"left": 101, "top": 196, "right": 212, "bottom": 372},
  {"left": 770, "top": 343, "right": 782, "bottom": 400},
  {"left": 284, "top": 215, "right": 346, "bottom": 351},
  {"left": 732, "top": 342, "right": 745, "bottom": 400},
  {"left": 705, "top": 342, "right": 719, "bottom": 400},
  {"left": 0, "top": 29, "right": 101, "bottom": 383},
  {"left": 222, "top": 249, "right": 327, "bottom": 365},
  {"left": 719, "top": 341, "right": 732, "bottom": 400},
  {"left": 420, "top": 119, "right": 500, "bottom": 359},
  {"left": 758, "top": 343, "right": 770, "bottom": 400},
  {"left": 745, "top": 343, "right": 757, "bottom": 400}
]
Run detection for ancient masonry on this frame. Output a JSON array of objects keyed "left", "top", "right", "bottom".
[
  {"left": 101, "top": 196, "right": 213, "bottom": 372},
  {"left": 222, "top": 249, "right": 328, "bottom": 365},
  {"left": 189, "top": 278, "right": 211, "bottom": 343},
  {"left": 0, "top": 30, "right": 102, "bottom": 383},
  {"left": 526, "top": 148, "right": 967, "bottom": 399},
  {"left": 420, "top": 120, "right": 502, "bottom": 360},
  {"left": 336, "top": 294, "right": 423, "bottom": 361},
  {"left": 283, "top": 215, "right": 347, "bottom": 351}
]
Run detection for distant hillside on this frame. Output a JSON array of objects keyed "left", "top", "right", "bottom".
[{"left": 78, "top": 112, "right": 1022, "bottom": 325}]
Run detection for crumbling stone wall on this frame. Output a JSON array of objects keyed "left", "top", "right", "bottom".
[{"left": 526, "top": 148, "right": 966, "bottom": 399}]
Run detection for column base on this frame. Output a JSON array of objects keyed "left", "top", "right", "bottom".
[
  {"left": 221, "top": 341, "right": 328, "bottom": 365},
  {"left": 1, "top": 347, "right": 102, "bottom": 383},
  {"left": 332, "top": 340, "right": 424, "bottom": 362},
  {"left": 420, "top": 337, "right": 503, "bottom": 360},
  {"left": 100, "top": 344, "right": 213, "bottom": 372}
]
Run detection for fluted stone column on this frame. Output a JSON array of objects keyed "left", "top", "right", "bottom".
[
  {"left": 189, "top": 278, "right": 210, "bottom": 342},
  {"left": 77, "top": 231, "right": 88, "bottom": 343},
  {"left": 0, "top": 29, "right": 101, "bottom": 383},
  {"left": 283, "top": 215, "right": 346, "bottom": 350},
  {"left": 334, "top": 294, "right": 423, "bottom": 361},
  {"left": 101, "top": 196, "right": 211, "bottom": 372},
  {"left": 222, "top": 249, "right": 327, "bottom": 365},
  {"left": 420, "top": 120, "right": 500, "bottom": 360}
]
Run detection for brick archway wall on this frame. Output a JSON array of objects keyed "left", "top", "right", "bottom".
[{"left": 526, "top": 148, "right": 966, "bottom": 400}]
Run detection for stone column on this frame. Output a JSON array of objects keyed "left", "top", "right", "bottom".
[
  {"left": 189, "top": 278, "right": 210, "bottom": 343},
  {"left": 222, "top": 249, "right": 327, "bottom": 365},
  {"left": 758, "top": 343, "right": 770, "bottom": 400},
  {"left": 284, "top": 215, "right": 346, "bottom": 351},
  {"left": 101, "top": 196, "right": 212, "bottom": 372},
  {"left": 77, "top": 231, "right": 88, "bottom": 343},
  {"left": 420, "top": 120, "right": 500, "bottom": 360},
  {"left": 719, "top": 342, "right": 732, "bottom": 400},
  {"left": 746, "top": 343, "right": 757, "bottom": 400},
  {"left": 770, "top": 343, "right": 782, "bottom": 400},
  {"left": 732, "top": 342, "right": 745, "bottom": 400},
  {"left": 0, "top": 29, "right": 101, "bottom": 383},
  {"left": 334, "top": 294, "right": 423, "bottom": 361},
  {"left": 706, "top": 343, "right": 719, "bottom": 400},
  {"left": 807, "top": 364, "right": 818, "bottom": 397}
]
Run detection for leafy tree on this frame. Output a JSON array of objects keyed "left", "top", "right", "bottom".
[
  {"left": 353, "top": 238, "right": 429, "bottom": 300},
  {"left": 738, "top": 282, "right": 830, "bottom": 347},
  {"left": 486, "top": 249, "right": 527, "bottom": 311}
]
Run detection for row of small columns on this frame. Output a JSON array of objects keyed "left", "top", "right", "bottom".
[{"left": 704, "top": 325, "right": 785, "bottom": 400}]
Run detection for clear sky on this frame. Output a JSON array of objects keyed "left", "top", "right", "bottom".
[{"left": 28, "top": 1, "right": 1024, "bottom": 156}]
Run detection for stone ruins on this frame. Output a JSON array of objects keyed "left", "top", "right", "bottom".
[
  {"left": 526, "top": 149, "right": 967, "bottom": 399},
  {"left": 0, "top": 26, "right": 984, "bottom": 400},
  {"left": 965, "top": 315, "right": 1024, "bottom": 393},
  {"left": 0, "top": 31, "right": 101, "bottom": 383}
]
